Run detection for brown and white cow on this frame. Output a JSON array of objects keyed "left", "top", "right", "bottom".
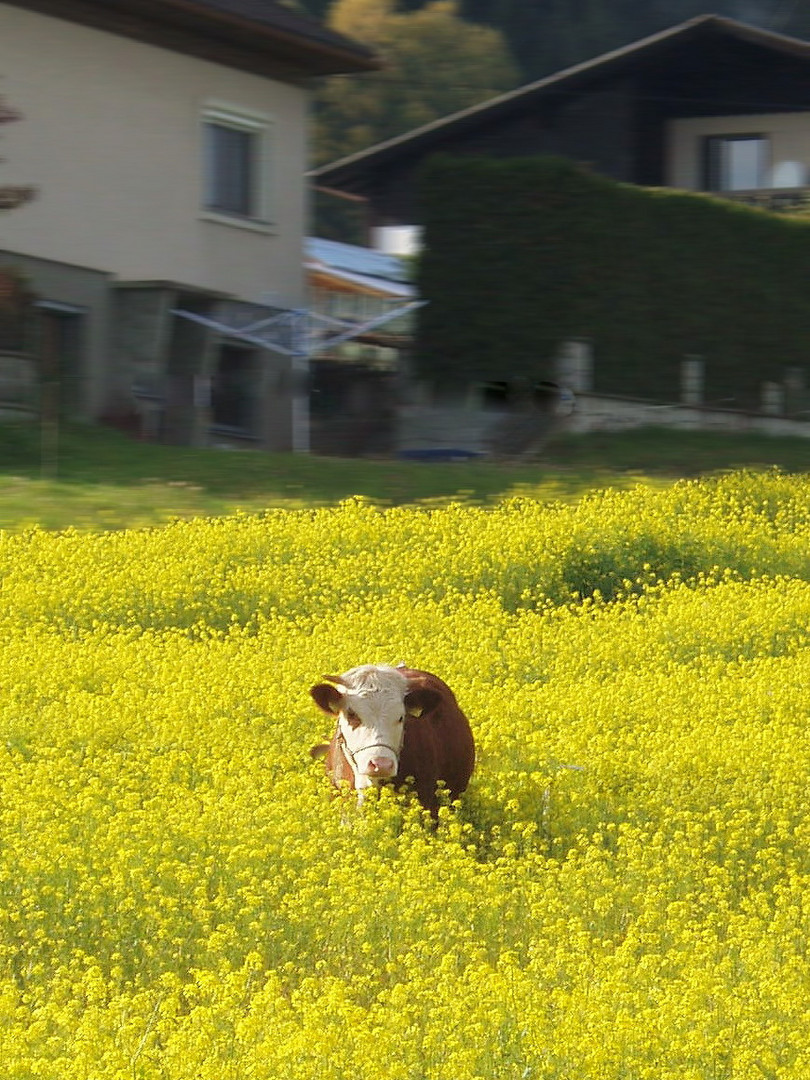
[{"left": 309, "top": 663, "right": 475, "bottom": 816}]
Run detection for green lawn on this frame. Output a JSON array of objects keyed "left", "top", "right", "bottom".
[{"left": 0, "top": 419, "right": 808, "bottom": 530}]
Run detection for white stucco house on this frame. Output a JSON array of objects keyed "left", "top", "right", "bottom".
[{"left": 0, "top": 0, "right": 377, "bottom": 448}]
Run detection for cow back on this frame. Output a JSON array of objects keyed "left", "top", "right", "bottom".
[{"left": 396, "top": 667, "right": 475, "bottom": 812}]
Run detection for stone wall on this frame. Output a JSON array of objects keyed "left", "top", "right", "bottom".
[
  {"left": 555, "top": 339, "right": 810, "bottom": 439},
  {"left": 563, "top": 392, "right": 810, "bottom": 439},
  {"left": 393, "top": 336, "right": 810, "bottom": 456}
]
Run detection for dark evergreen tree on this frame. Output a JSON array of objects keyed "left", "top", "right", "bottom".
[
  {"left": 311, "top": 0, "right": 517, "bottom": 237},
  {"left": 456, "top": 0, "right": 810, "bottom": 82}
]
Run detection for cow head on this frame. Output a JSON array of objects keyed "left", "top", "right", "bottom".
[{"left": 310, "top": 664, "right": 439, "bottom": 798}]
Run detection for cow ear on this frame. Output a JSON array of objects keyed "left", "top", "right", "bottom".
[
  {"left": 310, "top": 683, "right": 343, "bottom": 715},
  {"left": 310, "top": 743, "right": 330, "bottom": 760},
  {"left": 404, "top": 687, "right": 440, "bottom": 718}
]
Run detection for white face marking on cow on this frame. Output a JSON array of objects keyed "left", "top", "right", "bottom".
[{"left": 333, "top": 665, "right": 409, "bottom": 792}]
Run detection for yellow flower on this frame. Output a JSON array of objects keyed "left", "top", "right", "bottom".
[{"left": 1, "top": 471, "right": 810, "bottom": 1075}]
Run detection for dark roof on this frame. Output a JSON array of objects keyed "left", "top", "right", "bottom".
[
  {"left": 311, "top": 13, "right": 810, "bottom": 185},
  {"left": 7, "top": 0, "right": 380, "bottom": 79},
  {"left": 174, "top": 0, "right": 378, "bottom": 61}
]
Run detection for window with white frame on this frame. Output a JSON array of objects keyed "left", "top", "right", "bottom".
[
  {"left": 202, "top": 106, "right": 272, "bottom": 222},
  {"left": 702, "top": 133, "right": 769, "bottom": 192}
]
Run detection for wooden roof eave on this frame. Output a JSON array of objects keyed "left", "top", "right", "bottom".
[{"left": 4, "top": 0, "right": 381, "bottom": 79}]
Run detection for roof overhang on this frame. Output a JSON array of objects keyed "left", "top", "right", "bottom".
[
  {"left": 306, "top": 261, "right": 415, "bottom": 300},
  {"left": 5, "top": 0, "right": 381, "bottom": 81}
]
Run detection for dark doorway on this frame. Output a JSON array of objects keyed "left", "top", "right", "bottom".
[
  {"left": 38, "top": 304, "right": 85, "bottom": 419},
  {"left": 212, "top": 343, "right": 259, "bottom": 433}
]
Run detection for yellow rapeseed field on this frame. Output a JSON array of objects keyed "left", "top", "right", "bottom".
[{"left": 2, "top": 469, "right": 810, "bottom": 1077}]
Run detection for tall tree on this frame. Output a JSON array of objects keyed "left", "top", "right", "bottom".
[
  {"left": 304, "top": 0, "right": 810, "bottom": 82},
  {"left": 294, "top": 0, "right": 333, "bottom": 17},
  {"left": 0, "top": 95, "right": 35, "bottom": 368},
  {"left": 0, "top": 96, "right": 35, "bottom": 211},
  {"left": 311, "top": 0, "right": 518, "bottom": 238},
  {"left": 313, "top": 0, "right": 518, "bottom": 165},
  {"left": 458, "top": 0, "right": 810, "bottom": 82}
]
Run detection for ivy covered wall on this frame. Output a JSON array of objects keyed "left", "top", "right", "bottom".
[{"left": 415, "top": 156, "right": 810, "bottom": 410}]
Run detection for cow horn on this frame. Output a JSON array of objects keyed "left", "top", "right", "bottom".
[{"left": 321, "top": 674, "right": 344, "bottom": 684}]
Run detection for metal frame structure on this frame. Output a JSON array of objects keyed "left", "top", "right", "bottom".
[{"left": 173, "top": 301, "right": 425, "bottom": 452}]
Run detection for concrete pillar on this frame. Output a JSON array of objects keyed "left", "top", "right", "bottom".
[
  {"left": 555, "top": 338, "right": 592, "bottom": 393},
  {"left": 681, "top": 355, "right": 704, "bottom": 406},
  {"left": 257, "top": 354, "right": 294, "bottom": 452},
  {"left": 761, "top": 381, "right": 784, "bottom": 416},
  {"left": 784, "top": 367, "right": 806, "bottom": 416}
]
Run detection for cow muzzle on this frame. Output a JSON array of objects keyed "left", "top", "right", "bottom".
[
  {"left": 339, "top": 737, "right": 399, "bottom": 787},
  {"left": 363, "top": 752, "right": 397, "bottom": 780}
]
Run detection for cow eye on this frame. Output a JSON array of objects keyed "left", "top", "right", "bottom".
[{"left": 345, "top": 709, "right": 361, "bottom": 729}]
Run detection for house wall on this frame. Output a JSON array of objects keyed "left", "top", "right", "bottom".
[
  {"left": 552, "top": 82, "right": 635, "bottom": 181},
  {"left": 369, "top": 79, "right": 637, "bottom": 224},
  {"left": 0, "top": 3, "right": 307, "bottom": 305},
  {"left": 467, "top": 81, "right": 635, "bottom": 177},
  {"left": 666, "top": 111, "right": 810, "bottom": 190}
]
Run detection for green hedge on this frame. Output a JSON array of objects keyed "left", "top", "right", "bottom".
[{"left": 415, "top": 156, "right": 810, "bottom": 408}]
